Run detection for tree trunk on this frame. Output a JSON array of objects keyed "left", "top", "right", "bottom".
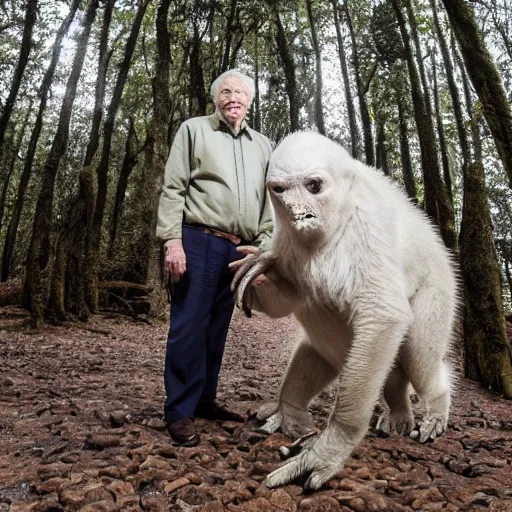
[
  {"left": 442, "top": 0, "right": 512, "bottom": 187},
  {"left": 86, "top": 0, "right": 149, "bottom": 312},
  {"left": 228, "top": 34, "right": 244, "bottom": 70},
  {"left": 23, "top": 0, "right": 99, "bottom": 327},
  {"left": 332, "top": 0, "right": 359, "bottom": 160},
  {"left": 271, "top": 5, "right": 299, "bottom": 132},
  {"left": 431, "top": 0, "right": 470, "bottom": 165},
  {"left": 131, "top": 0, "right": 173, "bottom": 311},
  {"left": 375, "top": 113, "right": 389, "bottom": 176},
  {"left": 391, "top": 0, "right": 456, "bottom": 252},
  {"left": 253, "top": 30, "right": 261, "bottom": 132},
  {"left": 505, "top": 259, "right": 512, "bottom": 302},
  {"left": 397, "top": 97, "right": 417, "bottom": 201},
  {"left": 48, "top": 0, "right": 116, "bottom": 322},
  {"left": 49, "top": 166, "right": 96, "bottom": 322},
  {"left": 460, "top": 160, "right": 512, "bottom": 398},
  {"left": 0, "top": 0, "right": 37, "bottom": 154},
  {"left": 0, "top": 104, "right": 32, "bottom": 235},
  {"left": 403, "top": 0, "right": 432, "bottom": 120},
  {"left": 83, "top": 0, "right": 115, "bottom": 167},
  {"left": 431, "top": 51, "right": 452, "bottom": 203},
  {"left": 453, "top": 39, "right": 483, "bottom": 163},
  {"left": 107, "top": 119, "right": 137, "bottom": 258},
  {"left": 219, "top": 0, "right": 237, "bottom": 75},
  {"left": 154, "top": 0, "right": 171, "bottom": 161},
  {"left": 344, "top": 2, "right": 374, "bottom": 166},
  {"left": 189, "top": 22, "right": 207, "bottom": 116},
  {"left": 306, "top": 0, "right": 325, "bottom": 135},
  {"left": 1, "top": 0, "right": 79, "bottom": 283}
]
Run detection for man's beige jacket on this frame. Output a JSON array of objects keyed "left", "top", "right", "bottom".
[{"left": 156, "top": 112, "right": 273, "bottom": 250}]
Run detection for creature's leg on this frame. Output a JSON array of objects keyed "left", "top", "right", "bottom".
[
  {"left": 258, "top": 340, "right": 339, "bottom": 439},
  {"left": 376, "top": 364, "right": 414, "bottom": 436},
  {"left": 402, "top": 286, "right": 453, "bottom": 443},
  {"left": 266, "top": 302, "right": 412, "bottom": 490}
]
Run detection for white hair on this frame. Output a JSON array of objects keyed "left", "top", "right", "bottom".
[{"left": 210, "top": 69, "right": 255, "bottom": 103}]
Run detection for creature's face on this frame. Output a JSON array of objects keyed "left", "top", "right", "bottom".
[
  {"left": 215, "top": 77, "right": 250, "bottom": 129},
  {"left": 267, "top": 132, "right": 355, "bottom": 244},
  {"left": 267, "top": 168, "right": 340, "bottom": 242}
]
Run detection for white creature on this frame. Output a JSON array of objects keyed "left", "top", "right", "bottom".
[{"left": 231, "top": 131, "right": 457, "bottom": 490}]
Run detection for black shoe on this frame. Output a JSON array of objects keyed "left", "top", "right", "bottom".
[
  {"left": 195, "top": 401, "right": 245, "bottom": 422},
  {"left": 167, "top": 417, "right": 199, "bottom": 446}
]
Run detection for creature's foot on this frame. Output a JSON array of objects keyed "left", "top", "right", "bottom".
[
  {"left": 266, "top": 429, "right": 352, "bottom": 490},
  {"left": 376, "top": 410, "right": 414, "bottom": 437},
  {"left": 256, "top": 401, "right": 315, "bottom": 439},
  {"left": 410, "top": 413, "right": 446, "bottom": 443}
]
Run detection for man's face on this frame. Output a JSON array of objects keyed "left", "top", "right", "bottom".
[{"left": 215, "top": 77, "right": 250, "bottom": 128}]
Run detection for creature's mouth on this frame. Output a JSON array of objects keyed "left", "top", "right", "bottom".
[
  {"left": 293, "top": 213, "right": 316, "bottom": 221},
  {"left": 291, "top": 213, "right": 318, "bottom": 231}
]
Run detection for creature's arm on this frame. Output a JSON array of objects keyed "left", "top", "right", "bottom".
[{"left": 244, "top": 267, "right": 298, "bottom": 318}]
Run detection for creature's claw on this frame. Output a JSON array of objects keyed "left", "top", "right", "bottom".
[
  {"left": 254, "top": 401, "right": 315, "bottom": 439},
  {"left": 266, "top": 438, "right": 339, "bottom": 490},
  {"left": 375, "top": 412, "right": 391, "bottom": 437},
  {"left": 410, "top": 414, "right": 446, "bottom": 443},
  {"left": 279, "top": 431, "right": 318, "bottom": 459},
  {"left": 376, "top": 410, "right": 414, "bottom": 437},
  {"left": 257, "top": 412, "right": 283, "bottom": 434},
  {"left": 256, "top": 402, "right": 279, "bottom": 421},
  {"left": 231, "top": 251, "right": 276, "bottom": 316}
]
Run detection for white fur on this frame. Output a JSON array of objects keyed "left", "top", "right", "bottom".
[{"left": 240, "top": 131, "right": 458, "bottom": 490}]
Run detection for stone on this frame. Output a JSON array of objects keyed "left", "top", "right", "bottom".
[
  {"left": 163, "top": 477, "right": 190, "bottom": 494},
  {"left": 99, "top": 466, "right": 123, "bottom": 479},
  {"left": 105, "top": 479, "right": 135, "bottom": 497},
  {"left": 140, "top": 493, "right": 168, "bottom": 512},
  {"left": 84, "top": 434, "right": 121, "bottom": 450},
  {"left": 268, "top": 489, "right": 297, "bottom": 511},
  {"left": 37, "top": 462, "right": 71, "bottom": 480},
  {"left": 110, "top": 410, "right": 131, "bottom": 427},
  {"left": 60, "top": 486, "right": 87, "bottom": 507},
  {"left": 79, "top": 501, "right": 116, "bottom": 512},
  {"left": 202, "top": 501, "right": 225, "bottom": 511},
  {"left": 353, "top": 466, "right": 371, "bottom": 480},
  {"left": 140, "top": 455, "right": 173, "bottom": 470},
  {"left": 298, "top": 496, "right": 341, "bottom": 511},
  {"left": 185, "top": 472, "right": 203, "bottom": 485}
]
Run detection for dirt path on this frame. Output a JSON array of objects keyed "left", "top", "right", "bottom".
[{"left": 1, "top": 307, "right": 511, "bottom": 511}]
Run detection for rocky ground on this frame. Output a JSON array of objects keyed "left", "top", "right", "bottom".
[{"left": 1, "top": 306, "right": 512, "bottom": 512}]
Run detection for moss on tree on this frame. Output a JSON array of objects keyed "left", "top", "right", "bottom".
[{"left": 460, "top": 162, "right": 512, "bottom": 398}]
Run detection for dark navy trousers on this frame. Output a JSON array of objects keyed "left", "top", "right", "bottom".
[{"left": 164, "top": 225, "right": 242, "bottom": 423}]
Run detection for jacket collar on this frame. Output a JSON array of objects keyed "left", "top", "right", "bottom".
[{"left": 209, "top": 111, "right": 252, "bottom": 140}]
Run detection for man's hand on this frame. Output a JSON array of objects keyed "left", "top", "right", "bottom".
[
  {"left": 229, "top": 245, "right": 268, "bottom": 286},
  {"left": 164, "top": 239, "right": 187, "bottom": 283}
]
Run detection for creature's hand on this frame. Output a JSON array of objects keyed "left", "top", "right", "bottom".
[
  {"left": 255, "top": 401, "right": 316, "bottom": 439},
  {"left": 266, "top": 427, "right": 355, "bottom": 490},
  {"left": 164, "top": 239, "right": 186, "bottom": 283},
  {"left": 229, "top": 248, "right": 276, "bottom": 315},
  {"left": 229, "top": 246, "right": 269, "bottom": 286}
]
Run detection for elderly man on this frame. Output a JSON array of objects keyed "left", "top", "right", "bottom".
[{"left": 156, "top": 70, "right": 273, "bottom": 446}]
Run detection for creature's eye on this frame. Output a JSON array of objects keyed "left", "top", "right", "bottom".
[
  {"left": 305, "top": 179, "right": 322, "bottom": 194},
  {"left": 271, "top": 185, "right": 286, "bottom": 194}
]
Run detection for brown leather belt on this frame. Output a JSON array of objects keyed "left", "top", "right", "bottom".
[{"left": 193, "top": 225, "right": 242, "bottom": 245}]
